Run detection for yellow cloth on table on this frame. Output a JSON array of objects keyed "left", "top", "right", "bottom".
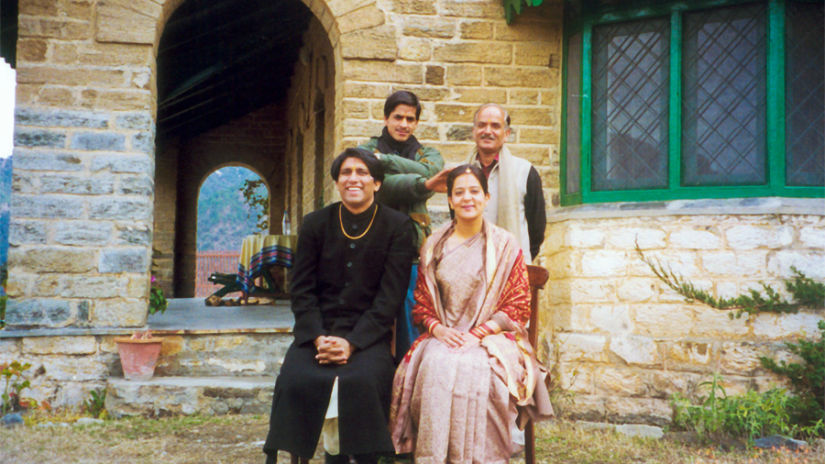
[{"left": 237, "top": 234, "right": 296, "bottom": 293}]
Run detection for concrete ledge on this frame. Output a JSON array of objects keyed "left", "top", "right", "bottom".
[
  {"left": 106, "top": 376, "right": 276, "bottom": 417},
  {"left": 548, "top": 197, "right": 825, "bottom": 223}
]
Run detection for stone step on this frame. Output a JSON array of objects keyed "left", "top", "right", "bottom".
[
  {"left": 149, "top": 331, "right": 293, "bottom": 378},
  {"left": 106, "top": 376, "right": 275, "bottom": 417}
]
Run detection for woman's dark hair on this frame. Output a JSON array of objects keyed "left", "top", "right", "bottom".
[
  {"left": 384, "top": 90, "right": 421, "bottom": 119},
  {"left": 446, "top": 164, "right": 488, "bottom": 196},
  {"left": 330, "top": 148, "right": 384, "bottom": 183}
]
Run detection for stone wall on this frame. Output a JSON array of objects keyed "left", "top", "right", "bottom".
[
  {"left": 285, "top": 17, "right": 337, "bottom": 227},
  {"left": 539, "top": 201, "right": 825, "bottom": 425}
]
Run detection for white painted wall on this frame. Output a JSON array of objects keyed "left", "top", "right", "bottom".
[{"left": 0, "top": 59, "right": 15, "bottom": 159}]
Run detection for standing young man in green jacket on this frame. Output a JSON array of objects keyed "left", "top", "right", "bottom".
[{"left": 359, "top": 90, "right": 446, "bottom": 357}]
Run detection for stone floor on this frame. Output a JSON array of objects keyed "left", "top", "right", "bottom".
[{"left": 148, "top": 297, "right": 295, "bottom": 333}]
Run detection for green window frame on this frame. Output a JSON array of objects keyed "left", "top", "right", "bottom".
[{"left": 561, "top": 0, "right": 825, "bottom": 206}]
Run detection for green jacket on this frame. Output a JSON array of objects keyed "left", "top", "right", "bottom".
[{"left": 359, "top": 137, "right": 444, "bottom": 248}]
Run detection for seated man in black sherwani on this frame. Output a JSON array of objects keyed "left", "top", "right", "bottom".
[{"left": 264, "top": 148, "right": 414, "bottom": 464}]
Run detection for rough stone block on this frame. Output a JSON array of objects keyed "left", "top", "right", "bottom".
[
  {"left": 669, "top": 229, "right": 721, "bottom": 249},
  {"left": 617, "top": 279, "right": 657, "bottom": 303},
  {"left": 433, "top": 42, "right": 511, "bottom": 64},
  {"left": 494, "top": 21, "right": 557, "bottom": 42},
  {"left": 14, "top": 128, "right": 66, "bottom": 148},
  {"left": 558, "top": 333, "right": 608, "bottom": 363},
  {"left": 41, "top": 356, "right": 109, "bottom": 381},
  {"left": 343, "top": 61, "right": 422, "bottom": 84},
  {"left": 12, "top": 150, "right": 84, "bottom": 171},
  {"left": 564, "top": 225, "right": 604, "bottom": 248},
  {"left": 23, "top": 336, "right": 97, "bottom": 355},
  {"left": 569, "top": 279, "right": 615, "bottom": 303},
  {"left": 752, "top": 312, "right": 824, "bottom": 339},
  {"left": 580, "top": 250, "right": 626, "bottom": 277},
  {"left": 719, "top": 342, "right": 766, "bottom": 375},
  {"left": 17, "top": 66, "right": 125, "bottom": 87},
  {"left": 726, "top": 225, "right": 794, "bottom": 250},
  {"left": 91, "top": 298, "right": 146, "bottom": 327},
  {"left": 666, "top": 341, "right": 712, "bottom": 368},
  {"left": 130, "top": 131, "right": 154, "bottom": 153},
  {"left": 485, "top": 66, "right": 553, "bottom": 88},
  {"left": 15, "top": 108, "right": 109, "bottom": 128},
  {"left": 343, "top": 119, "right": 384, "bottom": 138},
  {"left": 604, "top": 397, "right": 671, "bottom": 426},
  {"left": 16, "top": 38, "right": 48, "bottom": 62},
  {"left": 605, "top": 227, "right": 666, "bottom": 249},
  {"left": 434, "top": 103, "right": 477, "bottom": 123},
  {"left": 518, "top": 126, "right": 555, "bottom": 144},
  {"left": 595, "top": 367, "right": 648, "bottom": 396},
  {"left": 11, "top": 247, "right": 97, "bottom": 273},
  {"left": 649, "top": 370, "right": 703, "bottom": 398},
  {"left": 694, "top": 305, "right": 752, "bottom": 339},
  {"left": 588, "top": 304, "right": 631, "bottom": 334},
  {"left": 344, "top": 82, "right": 392, "bottom": 99},
  {"left": 99, "top": 248, "right": 150, "bottom": 273},
  {"left": 556, "top": 362, "right": 594, "bottom": 394},
  {"left": 799, "top": 226, "right": 825, "bottom": 249},
  {"left": 396, "top": 37, "right": 430, "bottom": 61},
  {"left": 115, "top": 112, "right": 153, "bottom": 130},
  {"left": 40, "top": 175, "right": 115, "bottom": 194},
  {"left": 767, "top": 251, "right": 825, "bottom": 279},
  {"left": 117, "top": 175, "right": 154, "bottom": 196},
  {"left": 441, "top": 0, "right": 504, "bottom": 18},
  {"left": 18, "top": 17, "right": 90, "bottom": 40},
  {"left": 95, "top": 0, "right": 159, "bottom": 44},
  {"left": 9, "top": 220, "right": 48, "bottom": 245},
  {"left": 88, "top": 197, "right": 151, "bottom": 220},
  {"left": 337, "top": 4, "right": 385, "bottom": 34},
  {"left": 116, "top": 224, "right": 152, "bottom": 245},
  {"left": 69, "top": 132, "right": 126, "bottom": 151},
  {"left": 391, "top": 0, "right": 437, "bottom": 14},
  {"left": 401, "top": 17, "right": 455, "bottom": 38},
  {"left": 634, "top": 304, "right": 694, "bottom": 338},
  {"left": 460, "top": 20, "right": 492, "bottom": 39},
  {"left": 616, "top": 424, "right": 664, "bottom": 439},
  {"left": 452, "top": 87, "right": 507, "bottom": 104},
  {"left": 446, "top": 124, "right": 473, "bottom": 141},
  {"left": 0, "top": 340, "right": 21, "bottom": 364},
  {"left": 425, "top": 65, "right": 445, "bottom": 85},
  {"left": 90, "top": 154, "right": 153, "bottom": 174},
  {"left": 515, "top": 42, "right": 556, "bottom": 66},
  {"left": 610, "top": 335, "right": 660, "bottom": 367},
  {"left": 446, "top": 64, "right": 482, "bottom": 86},
  {"left": 59, "top": 276, "right": 127, "bottom": 298},
  {"left": 701, "top": 251, "right": 767, "bottom": 276},
  {"left": 341, "top": 25, "right": 396, "bottom": 60},
  {"left": 80, "top": 88, "right": 152, "bottom": 111},
  {"left": 5, "top": 299, "right": 73, "bottom": 327},
  {"left": 54, "top": 221, "right": 113, "bottom": 245},
  {"left": 564, "top": 395, "right": 607, "bottom": 422}
]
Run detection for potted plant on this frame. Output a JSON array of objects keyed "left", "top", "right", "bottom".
[{"left": 114, "top": 277, "right": 167, "bottom": 381}]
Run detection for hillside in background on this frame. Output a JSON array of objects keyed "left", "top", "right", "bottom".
[{"left": 197, "top": 166, "right": 268, "bottom": 251}]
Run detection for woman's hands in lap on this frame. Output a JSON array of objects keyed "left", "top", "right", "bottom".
[{"left": 432, "top": 325, "right": 480, "bottom": 350}]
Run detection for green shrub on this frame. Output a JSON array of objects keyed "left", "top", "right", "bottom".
[
  {"left": 84, "top": 388, "right": 107, "bottom": 419},
  {"left": 671, "top": 374, "right": 825, "bottom": 444},
  {"left": 1, "top": 361, "right": 32, "bottom": 414},
  {"left": 759, "top": 320, "right": 825, "bottom": 435}
]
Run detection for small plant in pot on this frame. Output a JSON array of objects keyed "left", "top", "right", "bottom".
[{"left": 114, "top": 277, "right": 167, "bottom": 381}]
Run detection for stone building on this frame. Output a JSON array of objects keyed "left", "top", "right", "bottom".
[{"left": 0, "top": 0, "right": 822, "bottom": 426}]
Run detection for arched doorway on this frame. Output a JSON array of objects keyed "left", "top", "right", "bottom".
[
  {"left": 195, "top": 165, "right": 269, "bottom": 297},
  {"left": 152, "top": 0, "right": 336, "bottom": 298}
]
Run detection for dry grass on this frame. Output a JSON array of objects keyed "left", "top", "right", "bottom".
[{"left": 0, "top": 414, "right": 822, "bottom": 464}]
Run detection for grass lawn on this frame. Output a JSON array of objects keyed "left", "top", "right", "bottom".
[{"left": 0, "top": 413, "right": 822, "bottom": 463}]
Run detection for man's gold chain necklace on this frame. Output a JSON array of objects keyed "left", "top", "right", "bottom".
[{"left": 339, "top": 203, "right": 378, "bottom": 240}]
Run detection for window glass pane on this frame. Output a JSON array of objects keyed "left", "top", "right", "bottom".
[
  {"left": 682, "top": 4, "right": 767, "bottom": 186},
  {"left": 591, "top": 18, "right": 669, "bottom": 191},
  {"left": 785, "top": 1, "right": 824, "bottom": 186},
  {"left": 566, "top": 32, "right": 582, "bottom": 195}
]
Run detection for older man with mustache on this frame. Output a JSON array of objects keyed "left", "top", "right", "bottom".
[{"left": 465, "top": 103, "right": 546, "bottom": 264}]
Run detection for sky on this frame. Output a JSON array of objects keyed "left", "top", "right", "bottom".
[{"left": 0, "top": 59, "right": 14, "bottom": 160}]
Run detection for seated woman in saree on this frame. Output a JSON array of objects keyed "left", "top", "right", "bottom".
[{"left": 389, "top": 164, "right": 554, "bottom": 464}]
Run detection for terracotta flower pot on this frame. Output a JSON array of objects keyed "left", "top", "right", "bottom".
[{"left": 115, "top": 335, "right": 163, "bottom": 381}]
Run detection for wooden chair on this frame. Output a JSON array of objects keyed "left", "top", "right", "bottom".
[
  {"left": 290, "top": 265, "right": 550, "bottom": 464},
  {"left": 525, "top": 264, "right": 549, "bottom": 464}
]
